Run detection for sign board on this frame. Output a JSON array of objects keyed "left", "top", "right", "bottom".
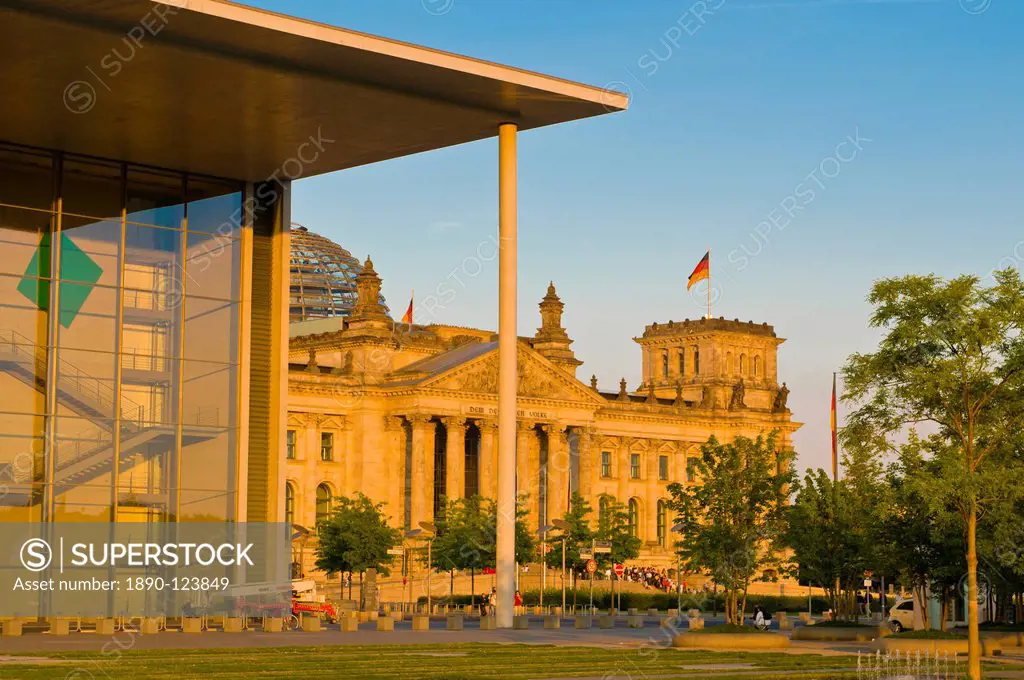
[
  {"left": 586, "top": 559, "right": 598, "bottom": 574},
  {"left": 387, "top": 548, "right": 404, "bottom": 556},
  {"left": 579, "top": 551, "right": 594, "bottom": 560},
  {"left": 594, "top": 546, "right": 612, "bottom": 554},
  {"left": 864, "top": 578, "right": 872, "bottom": 587},
  {"left": 594, "top": 541, "right": 612, "bottom": 549},
  {"left": 614, "top": 563, "right": 624, "bottom": 578}
]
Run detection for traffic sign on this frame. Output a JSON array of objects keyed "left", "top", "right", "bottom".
[
  {"left": 586, "top": 559, "right": 597, "bottom": 574},
  {"left": 614, "top": 563, "right": 624, "bottom": 578},
  {"left": 594, "top": 546, "right": 611, "bottom": 554},
  {"left": 387, "top": 548, "right": 404, "bottom": 556},
  {"left": 579, "top": 551, "right": 594, "bottom": 560}
]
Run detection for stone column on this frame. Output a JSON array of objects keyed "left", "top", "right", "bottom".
[
  {"left": 478, "top": 420, "right": 497, "bottom": 500},
  {"left": 646, "top": 445, "right": 659, "bottom": 544},
  {"left": 302, "top": 416, "right": 319, "bottom": 526},
  {"left": 578, "top": 429, "right": 595, "bottom": 499},
  {"left": 383, "top": 416, "right": 405, "bottom": 527},
  {"left": 614, "top": 436, "right": 630, "bottom": 503},
  {"left": 443, "top": 417, "right": 467, "bottom": 501},
  {"left": 342, "top": 416, "right": 357, "bottom": 495},
  {"left": 409, "top": 415, "right": 434, "bottom": 527},
  {"left": 545, "top": 425, "right": 569, "bottom": 523},
  {"left": 516, "top": 421, "right": 536, "bottom": 526}
]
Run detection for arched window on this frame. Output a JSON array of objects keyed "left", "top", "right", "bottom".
[
  {"left": 285, "top": 482, "right": 296, "bottom": 526},
  {"left": 753, "top": 355, "right": 761, "bottom": 378},
  {"left": 627, "top": 498, "right": 640, "bottom": 538},
  {"left": 678, "top": 349, "right": 686, "bottom": 376},
  {"left": 739, "top": 353, "right": 747, "bottom": 375},
  {"left": 315, "top": 483, "right": 332, "bottom": 527},
  {"left": 725, "top": 352, "right": 733, "bottom": 376},
  {"left": 657, "top": 500, "right": 668, "bottom": 546}
]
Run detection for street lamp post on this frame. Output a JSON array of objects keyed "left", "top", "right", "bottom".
[
  {"left": 671, "top": 521, "right": 686, "bottom": 615},
  {"left": 407, "top": 522, "right": 436, "bottom": 615},
  {"left": 538, "top": 525, "right": 553, "bottom": 609},
  {"left": 552, "top": 519, "right": 570, "bottom": 614}
]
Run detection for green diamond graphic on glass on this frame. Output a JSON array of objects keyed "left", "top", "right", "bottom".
[{"left": 17, "top": 233, "right": 103, "bottom": 327}]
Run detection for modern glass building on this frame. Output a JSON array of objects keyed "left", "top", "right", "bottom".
[
  {"left": 0, "top": 147, "right": 246, "bottom": 524},
  {"left": 0, "top": 0, "right": 626, "bottom": 573}
]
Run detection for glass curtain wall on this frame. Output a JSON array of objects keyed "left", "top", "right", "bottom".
[{"left": 0, "top": 142, "right": 244, "bottom": 525}]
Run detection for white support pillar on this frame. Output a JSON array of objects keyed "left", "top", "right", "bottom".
[{"left": 496, "top": 122, "right": 518, "bottom": 629}]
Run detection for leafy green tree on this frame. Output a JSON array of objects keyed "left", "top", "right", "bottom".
[
  {"left": 594, "top": 495, "right": 641, "bottom": 569},
  {"left": 785, "top": 469, "right": 871, "bottom": 621},
  {"left": 669, "top": 434, "right": 794, "bottom": 625},
  {"left": 843, "top": 270, "right": 1024, "bottom": 680},
  {"left": 424, "top": 494, "right": 536, "bottom": 606},
  {"left": 430, "top": 496, "right": 495, "bottom": 605},
  {"left": 315, "top": 493, "right": 402, "bottom": 599},
  {"left": 544, "top": 492, "right": 596, "bottom": 572}
]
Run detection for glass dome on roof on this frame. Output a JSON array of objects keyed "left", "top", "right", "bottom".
[{"left": 289, "top": 224, "right": 390, "bottom": 322}]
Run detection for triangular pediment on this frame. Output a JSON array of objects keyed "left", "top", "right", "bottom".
[{"left": 422, "top": 344, "right": 604, "bottom": 404}]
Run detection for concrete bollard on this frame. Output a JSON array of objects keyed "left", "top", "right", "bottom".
[
  {"left": 627, "top": 615, "right": 644, "bottom": 629},
  {"left": 446, "top": 614, "right": 464, "bottom": 631},
  {"left": 667, "top": 608, "right": 680, "bottom": 617},
  {"left": 532, "top": 606, "right": 544, "bottom": 616},
  {"left": 775, "top": 612, "right": 789, "bottom": 630},
  {"left": 480, "top": 616, "right": 497, "bottom": 630},
  {"left": 688, "top": 608, "right": 700, "bottom": 619},
  {"left": 647, "top": 608, "right": 660, "bottom": 618},
  {"left": 799, "top": 612, "right": 812, "bottom": 624},
  {"left": 553, "top": 606, "right": 563, "bottom": 616},
  {"left": 544, "top": 615, "right": 560, "bottom": 629},
  {"left": 50, "top": 618, "right": 71, "bottom": 636},
  {"left": 574, "top": 615, "right": 592, "bottom": 629},
  {"left": 357, "top": 611, "right": 371, "bottom": 624},
  {"left": 300, "top": 616, "right": 321, "bottom": 633},
  {"left": 2, "top": 619, "right": 23, "bottom": 637},
  {"left": 513, "top": 615, "right": 530, "bottom": 630},
  {"left": 95, "top": 619, "right": 115, "bottom": 636},
  {"left": 412, "top": 615, "right": 430, "bottom": 631},
  {"left": 141, "top": 618, "right": 160, "bottom": 635},
  {"left": 368, "top": 611, "right": 379, "bottom": 622},
  {"left": 262, "top": 618, "right": 283, "bottom": 633},
  {"left": 627, "top": 608, "right": 638, "bottom": 616},
  {"left": 182, "top": 618, "right": 203, "bottom": 633},
  {"left": 599, "top": 615, "right": 614, "bottom": 629},
  {"left": 609, "top": 608, "right": 618, "bottom": 617},
  {"left": 390, "top": 610, "right": 404, "bottom": 622},
  {"left": 340, "top": 617, "right": 359, "bottom": 632},
  {"left": 688, "top": 617, "right": 705, "bottom": 631},
  {"left": 376, "top": 617, "right": 394, "bottom": 632}
]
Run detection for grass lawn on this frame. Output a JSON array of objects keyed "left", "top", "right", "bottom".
[{"left": 0, "top": 643, "right": 868, "bottom": 680}]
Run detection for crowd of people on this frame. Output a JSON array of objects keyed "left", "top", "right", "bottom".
[{"left": 591, "top": 565, "right": 680, "bottom": 592}]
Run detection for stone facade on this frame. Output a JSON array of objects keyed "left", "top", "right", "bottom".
[{"left": 285, "top": 261, "right": 800, "bottom": 577}]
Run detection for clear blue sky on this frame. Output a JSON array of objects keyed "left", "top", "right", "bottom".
[{"left": 249, "top": 0, "right": 1022, "bottom": 474}]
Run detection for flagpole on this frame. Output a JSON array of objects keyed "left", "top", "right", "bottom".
[{"left": 706, "top": 247, "right": 711, "bottom": 319}]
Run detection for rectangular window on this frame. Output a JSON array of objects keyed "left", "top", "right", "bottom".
[
  {"left": 661, "top": 350, "right": 669, "bottom": 378},
  {"left": 630, "top": 453, "right": 641, "bottom": 480},
  {"left": 679, "top": 350, "right": 685, "bottom": 376},
  {"left": 686, "top": 457, "right": 697, "bottom": 483},
  {"left": 601, "top": 451, "right": 611, "bottom": 478},
  {"left": 286, "top": 430, "right": 296, "bottom": 460},
  {"left": 320, "top": 432, "right": 334, "bottom": 462},
  {"left": 659, "top": 455, "right": 669, "bottom": 481},
  {"left": 694, "top": 348, "right": 701, "bottom": 375}
]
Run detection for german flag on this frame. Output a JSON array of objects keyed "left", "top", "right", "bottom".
[
  {"left": 401, "top": 291, "right": 414, "bottom": 325},
  {"left": 831, "top": 373, "right": 838, "bottom": 481},
  {"left": 687, "top": 251, "right": 710, "bottom": 290}
]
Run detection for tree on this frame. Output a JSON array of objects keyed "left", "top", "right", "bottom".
[
  {"left": 594, "top": 496, "right": 641, "bottom": 569},
  {"left": 785, "top": 469, "right": 872, "bottom": 621},
  {"left": 669, "top": 434, "right": 794, "bottom": 625},
  {"left": 430, "top": 496, "right": 495, "bottom": 607},
  {"left": 425, "top": 494, "right": 536, "bottom": 606},
  {"left": 315, "top": 493, "right": 402, "bottom": 600},
  {"left": 545, "top": 492, "right": 597, "bottom": 607},
  {"left": 843, "top": 270, "right": 1024, "bottom": 680},
  {"left": 544, "top": 492, "right": 596, "bottom": 573}
]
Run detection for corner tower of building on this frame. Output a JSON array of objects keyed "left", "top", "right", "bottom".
[{"left": 634, "top": 317, "right": 785, "bottom": 411}]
